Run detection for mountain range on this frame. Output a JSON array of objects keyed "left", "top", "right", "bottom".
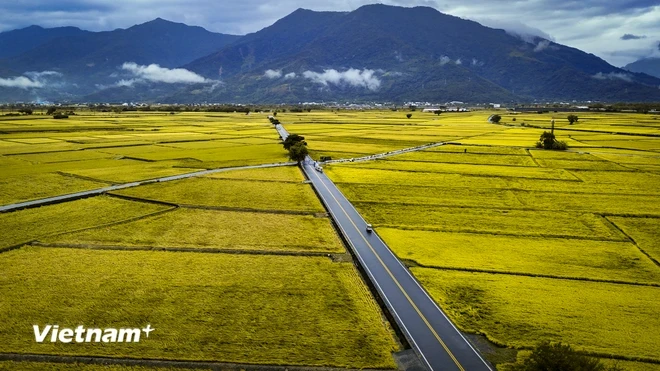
[{"left": 1, "top": 4, "right": 659, "bottom": 103}]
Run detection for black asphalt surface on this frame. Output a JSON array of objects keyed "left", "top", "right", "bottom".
[{"left": 275, "top": 125, "right": 492, "bottom": 371}]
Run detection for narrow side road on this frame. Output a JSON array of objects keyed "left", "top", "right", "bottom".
[{"left": 0, "top": 162, "right": 295, "bottom": 213}]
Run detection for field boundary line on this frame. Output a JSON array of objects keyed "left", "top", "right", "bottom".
[
  {"left": 0, "top": 240, "right": 37, "bottom": 254},
  {"left": 350, "top": 200, "right": 660, "bottom": 216},
  {"left": 603, "top": 216, "right": 660, "bottom": 267},
  {"left": 30, "top": 242, "right": 341, "bottom": 256},
  {"left": 338, "top": 181, "right": 660, "bottom": 197},
  {"left": 56, "top": 171, "right": 115, "bottom": 185},
  {"left": 0, "top": 353, "right": 394, "bottom": 371},
  {"left": 405, "top": 261, "right": 660, "bottom": 287},
  {"left": 524, "top": 148, "right": 541, "bottom": 167}
]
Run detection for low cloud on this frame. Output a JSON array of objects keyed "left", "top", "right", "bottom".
[
  {"left": 116, "top": 79, "right": 138, "bottom": 87},
  {"left": 284, "top": 72, "right": 296, "bottom": 79},
  {"left": 24, "top": 71, "right": 62, "bottom": 79},
  {"left": 0, "top": 76, "right": 43, "bottom": 89},
  {"left": 621, "top": 34, "right": 646, "bottom": 40},
  {"left": 439, "top": 56, "right": 451, "bottom": 65},
  {"left": 593, "top": 72, "right": 633, "bottom": 82},
  {"left": 471, "top": 58, "right": 484, "bottom": 66},
  {"left": 121, "top": 62, "right": 210, "bottom": 84},
  {"left": 455, "top": 58, "right": 462, "bottom": 65},
  {"left": 534, "top": 40, "right": 551, "bottom": 52},
  {"left": 477, "top": 18, "right": 554, "bottom": 44},
  {"left": 302, "top": 68, "right": 380, "bottom": 90},
  {"left": 264, "top": 69, "right": 282, "bottom": 79},
  {"left": 0, "top": 70, "right": 63, "bottom": 89}
]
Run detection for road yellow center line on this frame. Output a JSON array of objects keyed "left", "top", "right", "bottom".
[{"left": 310, "top": 167, "right": 465, "bottom": 371}]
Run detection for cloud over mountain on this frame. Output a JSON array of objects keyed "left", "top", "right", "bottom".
[
  {"left": 302, "top": 68, "right": 381, "bottom": 90},
  {"left": 120, "top": 62, "right": 211, "bottom": 84}
]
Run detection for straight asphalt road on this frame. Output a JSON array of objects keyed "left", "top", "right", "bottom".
[{"left": 275, "top": 125, "right": 492, "bottom": 371}]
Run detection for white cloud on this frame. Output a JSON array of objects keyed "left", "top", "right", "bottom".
[
  {"left": 302, "top": 68, "right": 381, "bottom": 90},
  {"left": 116, "top": 79, "right": 138, "bottom": 87},
  {"left": 121, "top": 62, "right": 209, "bottom": 84},
  {"left": 0, "top": 76, "right": 43, "bottom": 89},
  {"left": 24, "top": 71, "right": 62, "bottom": 79},
  {"left": 477, "top": 18, "right": 555, "bottom": 44},
  {"left": 0, "top": 70, "right": 64, "bottom": 89},
  {"left": 439, "top": 56, "right": 451, "bottom": 65},
  {"left": 593, "top": 72, "right": 634, "bottom": 82},
  {"left": 534, "top": 40, "right": 551, "bottom": 52},
  {"left": 264, "top": 69, "right": 282, "bottom": 78},
  {"left": 284, "top": 72, "right": 297, "bottom": 79},
  {"left": 455, "top": 58, "right": 462, "bottom": 65}
]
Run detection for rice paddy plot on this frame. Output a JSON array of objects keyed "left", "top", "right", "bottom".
[
  {"left": 427, "top": 145, "right": 530, "bottom": 155},
  {"left": 204, "top": 165, "right": 303, "bottom": 182},
  {"left": 63, "top": 160, "right": 195, "bottom": 183},
  {"left": 535, "top": 158, "right": 629, "bottom": 171},
  {"left": 307, "top": 140, "right": 408, "bottom": 155},
  {"left": 608, "top": 216, "right": 660, "bottom": 263},
  {"left": 380, "top": 228, "right": 659, "bottom": 284},
  {"left": 115, "top": 177, "right": 324, "bottom": 213},
  {"left": 591, "top": 152, "right": 660, "bottom": 166},
  {"left": 335, "top": 159, "right": 577, "bottom": 180},
  {"left": 356, "top": 203, "right": 623, "bottom": 240},
  {"left": 326, "top": 167, "right": 509, "bottom": 188},
  {"left": 44, "top": 208, "right": 343, "bottom": 253},
  {"left": 392, "top": 151, "right": 538, "bottom": 167},
  {"left": 0, "top": 196, "right": 169, "bottom": 249},
  {"left": 10, "top": 149, "right": 114, "bottom": 164},
  {"left": 0, "top": 172, "right": 106, "bottom": 205},
  {"left": 0, "top": 248, "right": 398, "bottom": 368},
  {"left": 411, "top": 268, "right": 660, "bottom": 361},
  {"left": 515, "top": 191, "right": 660, "bottom": 215},
  {"left": 340, "top": 183, "right": 522, "bottom": 209}
]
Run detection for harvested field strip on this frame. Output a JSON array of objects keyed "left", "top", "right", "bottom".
[{"left": 0, "top": 248, "right": 398, "bottom": 368}]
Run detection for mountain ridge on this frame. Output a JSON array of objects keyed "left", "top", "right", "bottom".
[{"left": 1, "top": 5, "right": 659, "bottom": 103}]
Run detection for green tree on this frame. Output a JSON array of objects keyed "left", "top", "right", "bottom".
[
  {"left": 434, "top": 110, "right": 442, "bottom": 116},
  {"left": 567, "top": 114, "right": 579, "bottom": 124},
  {"left": 510, "top": 342, "right": 622, "bottom": 371},
  {"left": 288, "top": 142, "right": 309, "bottom": 163},
  {"left": 406, "top": 113, "right": 412, "bottom": 119},
  {"left": 46, "top": 107, "right": 57, "bottom": 115},
  {"left": 283, "top": 134, "right": 306, "bottom": 150},
  {"left": 536, "top": 131, "right": 567, "bottom": 150},
  {"left": 490, "top": 114, "right": 501, "bottom": 123}
]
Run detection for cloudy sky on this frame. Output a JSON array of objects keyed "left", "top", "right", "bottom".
[{"left": 1, "top": 0, "right": 659, "bottom": 67}]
